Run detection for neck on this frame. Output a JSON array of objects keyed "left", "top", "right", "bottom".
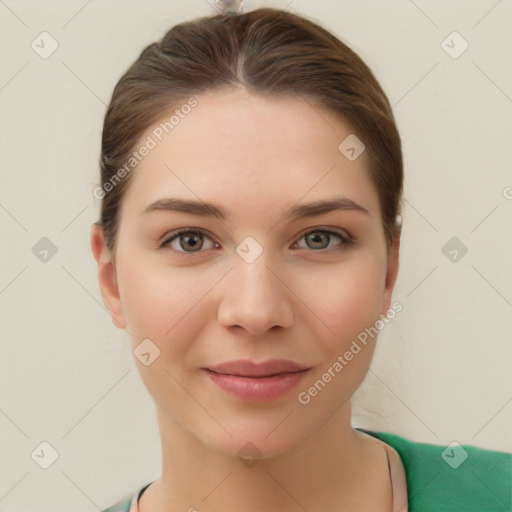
[{"left": 141, "top": 401, "right": 377, "bottom": 512}]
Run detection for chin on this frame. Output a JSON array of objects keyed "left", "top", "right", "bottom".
[{"left": 200, "top": 419, "right": 305, "bottom": 462}]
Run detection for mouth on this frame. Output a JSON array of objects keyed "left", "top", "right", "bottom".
[
  {"left": 202, "top": 359, "right": 311, "bottom": 401},
  {"left": 205, "top": 358, "right": 311, "bottom": 378},
  {"left": 205, "top": 369, "right": 308, "bottom": 378}
]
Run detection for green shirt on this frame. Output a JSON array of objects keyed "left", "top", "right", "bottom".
[{"left": 103, "top": 428, "right": 512, "bottom": 511}]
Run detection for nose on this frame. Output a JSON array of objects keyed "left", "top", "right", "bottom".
[{"left": 217, "top": 249, "right": 294, "bottom": 336}]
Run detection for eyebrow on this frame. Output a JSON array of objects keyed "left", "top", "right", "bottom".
[{"left": 142, "top": 196, "right": 369, "bottom": 220}]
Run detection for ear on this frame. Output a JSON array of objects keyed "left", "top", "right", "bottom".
[
  {"left": 90, "top": 223, "right": 126, "bottom": 330},
  {"left": 380, "top": 231, "right": 400, "bottom": 317}
]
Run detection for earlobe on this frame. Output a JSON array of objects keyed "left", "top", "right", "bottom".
[{"left": 90, "top": 223, "right": 127, "bottom": 330}]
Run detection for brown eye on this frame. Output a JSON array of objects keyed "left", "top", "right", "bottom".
[
  {"left": 293, "top": 229, "right": 353, "bottom": 251},
  {"left": 305, "top": 231, "right": 331, "bottom": 250},
  {"left": 161, "top": 230, "right": 216, "bottom": 253}
]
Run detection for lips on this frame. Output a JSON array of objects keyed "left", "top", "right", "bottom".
[
  {"left": 205, "top": 359, "right": 311, "bottom": 378},
  {"left": 203, "top": 359, "right": 311, "bottom": 401}
]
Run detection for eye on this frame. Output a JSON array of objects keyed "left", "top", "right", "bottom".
[
  {"left": 292, "top": 228, "right": 354, "bottom": 251},
  {"left": 160, "top": 227, "right": 353, "bottom": 254},
  {"left": 160, "top": 229, "right": 218, "bottom": 253}
]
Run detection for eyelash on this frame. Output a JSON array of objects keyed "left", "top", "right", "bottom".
[{"left": 159, "top": 227, "right": 354, "bottom": 253}]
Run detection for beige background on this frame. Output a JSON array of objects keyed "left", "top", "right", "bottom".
[{"left": 1, "top": 0, "right": 511, "bottom": 510}]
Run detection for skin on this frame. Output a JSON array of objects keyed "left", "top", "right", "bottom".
[{"left": 91, "top": 87, "right": 402, "bottom": 511}]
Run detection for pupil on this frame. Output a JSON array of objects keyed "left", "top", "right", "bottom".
[
  {"left": 183, "top": 233, "right": 202, "bottom": 251},
  {"left": 308, "top": 232, "right": 328, "bottom": 249}
]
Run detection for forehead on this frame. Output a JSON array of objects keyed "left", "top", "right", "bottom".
[{"left": 120, "top": 89, "right": 380, "bottom": 221}]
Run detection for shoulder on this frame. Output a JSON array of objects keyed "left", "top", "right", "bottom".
[
  {"left": 102, "top": 494, "right": 132, "bottom": 512},
  {"left": 356, "top": 427, "right": 512, "bottom": 512},
  {"left": 354, "top": 427, "right": 408, "bottom": 512},
  {"left": 102, "top": 481, "right": 153, "bottom": 512}
]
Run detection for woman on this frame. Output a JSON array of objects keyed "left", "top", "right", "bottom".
[{"left": 91, "top": 7, "right": 511, "bottom": 512}]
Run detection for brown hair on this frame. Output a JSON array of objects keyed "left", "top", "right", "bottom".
[{"left": 96, "top": 7, "right": 402, "bottom": 253}]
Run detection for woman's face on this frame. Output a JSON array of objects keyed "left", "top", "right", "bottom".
[{"left": 92, "top": 88, "right": 399, "bottom": 459}]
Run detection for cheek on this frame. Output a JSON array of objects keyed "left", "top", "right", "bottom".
[
  {"left": 294, "top": 259, "right": 386, "bottom": 414},
  {"left": 117, "top": 258, "right": 208, "bottom": 396},
  {"left": 299, "top": 257, "right": 386, "bottom": 352},
  {"left": 118, "top": 254, "right": 208, "bottom": 349}
]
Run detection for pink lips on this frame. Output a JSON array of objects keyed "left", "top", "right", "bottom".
[{"left": 203, "top": 359, "right": 311, "bottom": 401}]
